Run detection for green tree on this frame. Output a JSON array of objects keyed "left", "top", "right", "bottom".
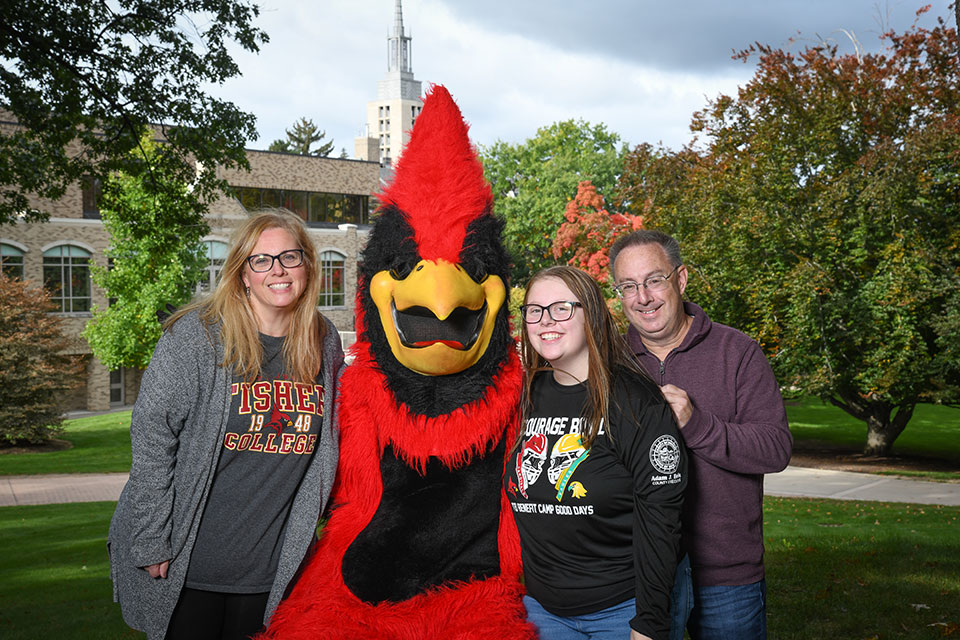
[
  {"left": 83, "top": 135, "right": 208, "bottom": 370},
  {"left": 480, "top": 120, "right": 627, "bottom": 283},
  {"left": 0, "top": 274, "right": 83, "bottom": 445},
  {"left": 620, "top": 8, "right": 960, "bottom": 455},
  {"left": 0, "top": 0, "right": 266, "bottom": 226},
  {"left": 269, "top": 117, "right": 335, "bottom": 156}
]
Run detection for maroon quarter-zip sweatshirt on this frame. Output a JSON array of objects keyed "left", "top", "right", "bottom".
[{"left": 627, "top": 302, "right": 792, "bottom": 587}]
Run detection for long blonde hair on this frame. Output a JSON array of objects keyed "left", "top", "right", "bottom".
[
  {"left": 168, "top": 210, "right": 326, "bottom": 383},
  {"left": 518, "top": 265, "right": 648, "bottom": 450}
]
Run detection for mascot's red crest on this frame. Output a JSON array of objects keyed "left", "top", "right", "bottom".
[{"left": 378, "top": 85, "right": 492, "bottom": 262}]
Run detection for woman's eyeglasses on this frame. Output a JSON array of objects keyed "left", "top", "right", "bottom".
[
  {"left": 246, "top": 249, "right": 304, "bottom": 273},
  {"left": 520, "top": 301, "right": 582, "bottom": 324}
]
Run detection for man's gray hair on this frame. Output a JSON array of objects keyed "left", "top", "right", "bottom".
[{"left": 609, "top": 230, "right": 683, "bottom": 279}]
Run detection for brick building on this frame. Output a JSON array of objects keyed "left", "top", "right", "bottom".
[{"left": 0, "top": 129, "right": 379, "bottom": 411}]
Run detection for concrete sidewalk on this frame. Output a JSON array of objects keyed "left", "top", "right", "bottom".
[
  {"left": 1, "top": 472, "right": 128, "bottom": 506},
  {"left": 764, "top": 466, "right": 960, "bottom": 506},
  {"left": 2, "top": 466, "right": 959, "bottom": 507}
]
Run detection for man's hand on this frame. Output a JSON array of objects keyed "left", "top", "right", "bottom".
[
  {"left": 144, "top": 560, "right": 170, "bottom": 579},
  {"left": 660, "top": 384, "right": 693, "bottom": 428}
]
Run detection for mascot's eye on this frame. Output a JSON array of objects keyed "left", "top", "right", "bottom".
[
  {"left": 460, "top": 260, "right": 489, "bottom": 284},
  {"left": 389, "top": 258, "right": 416, "bottom": 280},
  {"left": 468, "top": 268, "right": 489, "bottom": 284}
]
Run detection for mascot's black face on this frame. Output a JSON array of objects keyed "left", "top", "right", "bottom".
[{"left": 359, "top": 206, "right": 514, "bottom": 417}]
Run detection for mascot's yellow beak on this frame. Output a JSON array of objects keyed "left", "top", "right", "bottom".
[{"left": 370, "top": 259, "right": 506, "bottom": 376}]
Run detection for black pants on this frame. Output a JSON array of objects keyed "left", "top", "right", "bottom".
[{"left": 166, "top": 587, "right": 269, "bottom": 640}]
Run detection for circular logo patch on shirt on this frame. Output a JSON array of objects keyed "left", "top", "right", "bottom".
[{"left": 649, "top": 434, "right": 681, "bottom": 475}]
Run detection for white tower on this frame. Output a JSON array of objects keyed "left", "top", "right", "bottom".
[{"left": 354, "top": 0, "right": 423, "bottom": 165}]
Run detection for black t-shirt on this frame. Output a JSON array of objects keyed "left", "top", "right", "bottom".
[
  {"left": 186, "top": 333, "right": 325, "bottom": 593},
  {"left": 505, "top": 369, "right": 686, "bottom": 638}
]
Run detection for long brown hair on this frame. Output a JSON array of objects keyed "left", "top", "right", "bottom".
[
  {"left": 167, "top": 210, "right": 326, "bottom": 383},
  {"left": 518, "top": 265, "right": 649, "bottom": 450}
]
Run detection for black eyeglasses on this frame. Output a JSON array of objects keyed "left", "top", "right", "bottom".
[
  {"left": 246, "top": 249, "right": 304, "bottom": 273},
  {"left": 614, "top": 265, "right": 681, "bottom": 298},
  {"left": 520, "top": 301, "right": 582, "bottom": 324}
]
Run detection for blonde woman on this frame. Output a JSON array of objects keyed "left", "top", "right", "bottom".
[
  {"left": 109, "top": 210, "right": 344, "bottom": 640},
  {"left": 506, "top": 266, "right": 686, "bottom": 640}
]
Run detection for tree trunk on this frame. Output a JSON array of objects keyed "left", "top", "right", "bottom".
[
  {"left": 862, "top": 404, "right": 915, "bottom": 457},
  {"left": 828, "top": 394, "right": 916, "bottom": 456}
]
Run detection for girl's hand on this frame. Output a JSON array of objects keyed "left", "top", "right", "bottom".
[{"left": 143, "top": 560, "right": 170, "bottom": 579}]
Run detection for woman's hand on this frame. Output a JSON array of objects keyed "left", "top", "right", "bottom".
[
  {"left": 630, "top": 631, "right": 653, "bottom": 640},
  {"left": 143, "top": 560, "right": 170, "bottom": 579}
]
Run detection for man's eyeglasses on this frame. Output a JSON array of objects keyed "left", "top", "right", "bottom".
[
  {"left": 614, "top": 265, "right": 681, "bottom": 299},
  {"left": 246, "top": 249, "right": 305, "bottom": 273},
  {"left": 520, "top": 301, "right": 582, "bottom": 324}
]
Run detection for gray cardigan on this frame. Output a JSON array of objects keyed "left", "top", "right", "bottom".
[{"left": 108, "top": 310, "right": 343, "bottom": 640}]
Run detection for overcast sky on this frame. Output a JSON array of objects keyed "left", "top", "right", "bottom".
[{"left": 212, "top": 0, "right": 954, "bottom": 155}]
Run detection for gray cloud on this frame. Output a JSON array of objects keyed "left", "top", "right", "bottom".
[{"left": 439, "top": 0, "right": 953, "bottom": 71}]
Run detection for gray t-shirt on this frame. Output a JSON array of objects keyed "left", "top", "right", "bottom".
[{"left": 186, "top": 333, "right": 326, "bottom": 593}]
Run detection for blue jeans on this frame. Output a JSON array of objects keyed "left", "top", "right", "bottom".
[
  {"left": 669, "top": 558, "right": 767, "bottom": 640},
  {"left": 669, "top": 554, "right": 694, "bottom": 640},
  {"left": 524, "top": 595, "right": 635, "bottom": 639}
]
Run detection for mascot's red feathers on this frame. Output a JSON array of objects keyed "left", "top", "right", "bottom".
[{"left": 259, "top": 86, "right": 535, "bottom": 639}]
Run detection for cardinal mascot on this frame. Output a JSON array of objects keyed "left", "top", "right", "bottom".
[{"left": 259, "top": 86, "right": 536, "bottom": 639}]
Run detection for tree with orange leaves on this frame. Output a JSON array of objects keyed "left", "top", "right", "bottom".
[{"left": 552, "top": 181, "right": 643, "bottom": 286}]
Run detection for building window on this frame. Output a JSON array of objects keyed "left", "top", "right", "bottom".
[
  {"left": 283, "top": 191, "right": 308, "bottom": 218},
  {"left": 234, "top": 186, "right": 369, "bottom": 225},
  {"left": 1, "top": 243, "right": 25, "bottom": 279},
  {"left": 110, "top": 369, "right": 125, "bottom": 405},
  {"left": 308, "top": 193, "right": 343, "bottom": 224},
  {"left": 260, "top": 188, "right": 282, "bottom": 209},
  {"left": 238, "top": 187, "right": 261, "bottom": 210},
  {"left": 43, "top": 244, "right": 92, "bottom": 312},
  {"left": 343, "top": 195, "right": 367, "bottom": 224},
  {"left": 82, "top": 175, "right": 102, "bottom": 219},
  {"left": 318, "top": 251, "right": 345, "bottom": 308},
  {"left": 198, "top": 240, "right": 229, "bottom": 294}
]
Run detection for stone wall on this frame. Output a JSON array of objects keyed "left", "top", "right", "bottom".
[{"left": 218, "top": 150, "right": 380, "bottom": 195}]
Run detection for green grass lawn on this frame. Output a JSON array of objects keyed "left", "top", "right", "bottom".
[
  {"left": 765, "top": 496, "right": 960, "bottom": 639},
  {"left": 1, "top": 498, "right": 957, "bottom": 639},
  {"left": 0, "top": 411, "right": 133, "bottom": 476},
  {"left": 0, "top": 501, "right": 141, "bottom": 639}
]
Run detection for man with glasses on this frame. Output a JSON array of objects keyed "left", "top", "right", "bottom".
[{"left": 609, "top": 230, "right": 792, "bottom": 640}]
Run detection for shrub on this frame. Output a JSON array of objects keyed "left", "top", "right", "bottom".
[{"left": 0, "top": 274, "right": 83, "bottom": 445}]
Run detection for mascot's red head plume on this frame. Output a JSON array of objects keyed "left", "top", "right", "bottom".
[
  {"left": 257, "top": 85, "right": 535, "bottom": 640},
  {"left": 379, "top": 84, "right": 492, "bottom": 263}
]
